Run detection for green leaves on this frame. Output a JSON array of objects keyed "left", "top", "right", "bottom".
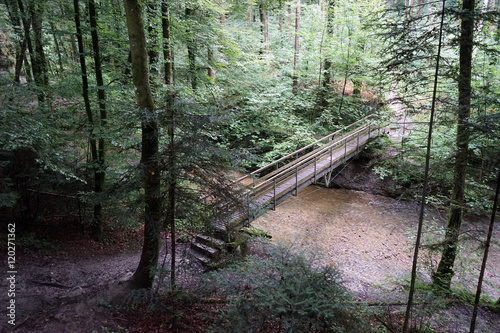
[{"left": 203, "top": 240, "right": 367, "bottom": 333}]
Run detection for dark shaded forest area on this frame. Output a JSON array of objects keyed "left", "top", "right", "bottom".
[{"left": 1, "top": 0, "right": 500, "bottom": 332}]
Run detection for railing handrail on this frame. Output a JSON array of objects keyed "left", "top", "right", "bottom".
[
  {"left": 251, "top": 122, "right": 377, "bottom": 192},
  {"left": 249, "top": 115, "right": 374, "bottom": 178},
  {"left": 200, "top": 114, "right": 376, "bottom": 201}
]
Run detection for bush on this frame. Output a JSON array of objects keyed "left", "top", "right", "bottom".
[{"left": 203, "top": 239, "right": 367, "bottom": 333}]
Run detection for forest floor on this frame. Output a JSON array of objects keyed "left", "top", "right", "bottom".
[{"left": 2, "top": 156, "right": 500, "bottom": 333}]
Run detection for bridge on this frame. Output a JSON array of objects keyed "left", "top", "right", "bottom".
[{"left": 192, "top": 115, "right": 385, "bottom": 264}]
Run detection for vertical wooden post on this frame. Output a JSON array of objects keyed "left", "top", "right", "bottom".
[
  {"left": 295, "top": 165, "right": 298, "bottom": 195},
  {"left": 344, "top": 139, "right": 347, "bottom": 161},
  {"left": 273, "top": 178, "right": 276, "bottom": 210},
  {"left": 314, "top": 156, "right": 317, "bottom": 184},
  {"left": 247, "top": 191, "right": 251, "bottom": 221},
  {"left": 357, "top": 132, "right": 360, "bottom": 153}
]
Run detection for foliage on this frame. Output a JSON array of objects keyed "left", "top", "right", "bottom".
[{"left": 202, "top": 239, "right": 367, "bottom": 333}]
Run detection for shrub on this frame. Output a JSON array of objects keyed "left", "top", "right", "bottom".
[{"left": 203, "top": 239, "right": 367, "bottom": 333}]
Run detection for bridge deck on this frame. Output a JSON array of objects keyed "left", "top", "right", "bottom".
[{"left": 206, "top": 115, "right": 384, "bottom": 236}]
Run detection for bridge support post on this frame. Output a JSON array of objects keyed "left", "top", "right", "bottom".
[
  {"left": 247, "top": 192, "right": 251, "bottom": 222},
  {"left": 314, "top": 156, "right": 317, "bottom": 184},
  {"left": 344, "top": 139, "right": 347, "bottom": 164},
  {"left": 273, "top": 178, "right": 276, "bottom": 210},
  {"left": 357, "top": 132, "right": 360, "bottom": 153},
  {"left": 294, "top": 165, "right": 298, "bottom": 196}
]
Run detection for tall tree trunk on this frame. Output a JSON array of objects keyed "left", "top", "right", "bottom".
[
  {"left": 29, "top": 0, "right": 48, "bottom": 91},
  {"left": 74, "top": 0, "right": 100, "bottom": 232},
  {"left": 320, "top": 0, "right": 335, "bottom": 107},
  {"left": 4, "top": 0, "right": 25, "bottom": 82},
  {"left": 469, "top": 168, "right": 500, "bottom": 332},
  {"left": 49, "top": 21, "right": 64, "bottom": 73},
  {"left": 88, "top": 0, "right": 107, "bottom": 241},
  {"left": 433, "top": 0, "right": 475, "bottom": 290},
  {"left": 259, "top": 4, "right": 269, "bottom": 63},
  {"left": 17, "top": 0, "right": 36, "bottom": 88},
  {"left": 403, "top": 2, "right": 446, "bottom": 332},
  {"left": 146, "top": 2, "right": 159, "bottom": 77},
  {"left": 124, "top": 0, "right": 161, "bottom": 289},
  {"left": 207, "top": 46, "right": 215, "bottom": 80},
  {"left": 292, "top": 0, "right": 300, "bottom": 95},
  {"left": 185, "top": 6, "right": 197, "bottom": 90},
  {"left": 161, "top": 0, "right": 173, "bottom": 86},
  {"left": 417, "top": 0, "right": 425, "bottom": 17}
]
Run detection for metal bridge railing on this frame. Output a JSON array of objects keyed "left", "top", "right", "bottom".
[{"left": 200, "top": 114, "right": 385, "bottom": 233}]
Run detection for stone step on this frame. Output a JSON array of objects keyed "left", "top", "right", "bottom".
[
  {"left": 191, "top": 241, "right": 219, "bottom": 259},
  {"left": 195, "top": 234, "right": 224, "bottom": 248}
]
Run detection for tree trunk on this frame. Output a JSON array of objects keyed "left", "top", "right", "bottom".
[
  {"left": 74, "top": 0, "right": 100, "bottom": 236},
  {"left": 124, "top": 0, "right": 161, "bottom": 289},
  {"left": 292, "top": 0, "right": 300, "bottom": 95},
  {"left": 161, "top": 0, "right": 173, "bottom": 86},
  {"left": 29, "top": 0, "right": 48, "bottom": 90},
  {"left": 49, "top": 21, "right": 64, "bottom": 73},
  {"left": 259, "top": 4, "right": 269, "bottom": 63},
  {"left": 417, "top": 0, "right": 425, "bottom": 18},
  {"left": 207, "top": 46, "right": 215, "bottom": 80},
  {"left": 321, "top": 0, "right": 335, "bottom": 107},
  {"left": 185, "top": 6, "right": 197, "bottom": 90},
  {"left": 4, "top": 0, "right": 25, "bottom": 82},
  {"left": 403, "top": 2, "right": 446, "bottom": 331},
  {"left": 17, "top": 1, "right": 38, "bottom": 93},
  {"left": 89, "top": 0, "right": 107, "bottom": 241},
  {"left": 146, "top": 2, "right": 159, "bottom": 77},
  {"left": 433, "top": 0, "right": 475, "bottom": 290}
]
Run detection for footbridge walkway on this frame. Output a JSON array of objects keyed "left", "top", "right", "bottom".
[{"left": 193, "top": 115, "right": 386, "bottom": 262}]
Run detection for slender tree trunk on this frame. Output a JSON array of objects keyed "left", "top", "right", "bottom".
[
  {"left": 74, "top": 0, "right": 100, "bottom": 228},
  {"left": 124, "top": 0, "right": 161, "bottom": 289},
  {"left": 49, "top": 21, "right": 64, "bottom": 73},
  {"left": 321, "top": 0, "right": 335, "bottom": 107},
  {"left": 146, "top": 2, "right": 159, "bottom": 77},
  {"left": 167, "top": 95, "right": 176, "bottom": 289},
  {"left": 259, "top": 4, "right": 269, "bottom": 63},
  {"left": 29, "top": 0, "right": 48, "bottom": 89},
  {"left": 403, "top": 1, "right": 446, "bottom": 331},
  {"left": 4, "top": 0, "right": 25, "bottom": 82},
  {"left": 162, "top": 0, "right": 173, "bottom": 86},
  {"left": 292, "top": 0, "right": 300, "bottom": 95},
  {"left": 207, "top": 46, "right": 215, "bottom": 80},
  {"left": 14, "top": 39, "right": 28, "bottom": 82},
  {"left": 433, "top": 0, "right": 475, "bottom": 290},
  {"left": 185, "top": 6, "right": 197, "bottom": 90},
  {"left": 417, "top": 0, "right": 425, "bottom": 17},
  {"left": 470, "top": 168, "right": 500, "bottom": 332},
  {"left": 88, "top": 0, "right": 107, "bottom": 241}
]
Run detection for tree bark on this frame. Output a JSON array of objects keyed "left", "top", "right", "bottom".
[
  {"left": 146, "top": 2, "right": 159, "bottom": 77},
  {"left": 49, "top": 21, "right": 64, "bottom": 73},
  {"left": 161, "top": 0, "right": 173, "bottom": 86},
  {"left": 88, "top": 0, "right": 107, "bottom": 241},
  {"left": 17, "top": 1, "right": 38, "bottom": 90},
  {"left": 433, "top": 0, "right": 475, "bottom": 290},
  {"left": 292, "top": 0, "right": 300, "bottom": 95},
  {"left": 124, "top": 0, "right": 161, "bottom": 289},
  {"left": 207, "top": 46, "right": 215, "bottom": 80},
  {"left": 259, "top": 4, "right": 269, "bottom": 63},
  {"left": 321, "top": 0, "right": 335, "bottom": 107},
  {"left": 4, "top": 0, "right": 25, "bottom": 82},
  {"left": 185, "top": 6, "right": 197, "bottom": 90},
  {"left": 403, "top": 2, "right": 446, "bottom": 331},
  {"left": 29, "top": 0, "right": 48, "bottom": 90}
]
